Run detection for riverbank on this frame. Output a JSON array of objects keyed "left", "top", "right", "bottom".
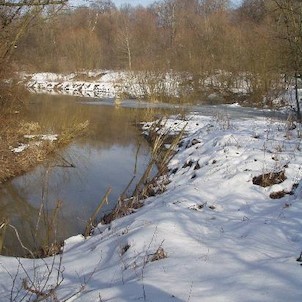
[
  {"left": 0, "top": 82, "right": 90, "bottom": 184},
  {"left": 0, "top": 94, "right": 166, "bottom": 258},
  {"left": 0, "top": 115, "right": 88, "bottom": 184},
  {"left": 20, "top": 70, "right": 301, "bottom": 111},
  {"left": 0, "top": 111, "right": 301, "bottom": 301}
]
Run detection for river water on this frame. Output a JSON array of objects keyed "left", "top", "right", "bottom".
[
  {"left": 0, "top": 94, "right": 171, "bottom": 256},
  {"left": 0, "top": 94, "right": 289, "bottom": 256}
]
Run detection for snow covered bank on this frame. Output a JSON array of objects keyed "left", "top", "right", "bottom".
[
  {"left": 21, "top": 70, "right": 302, "bottom": 113},
  {"left": 1, "top": 113, "right": 302, "bottom": 301},
  {"left": 21, "top": 70, "right": 180, "bottom": 100},
  {"left": 22, "top": 71, "right": 118, "bottom": 98}
]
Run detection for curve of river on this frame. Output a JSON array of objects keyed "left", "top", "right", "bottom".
[
  {"left": 0, "top": 94, "right": 289, "bottom": 256},
  {"left": 0, "top": 94, "right": 172, "bottom": 256}
]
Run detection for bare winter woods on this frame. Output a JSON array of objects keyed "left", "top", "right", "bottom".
[{"left": 1, "top": 0, "right": 302, "bottom": 103}]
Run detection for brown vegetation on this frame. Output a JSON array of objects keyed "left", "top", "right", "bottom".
[
  {"left": 0, "top": 117, "right": 88, "bottom": 184},
  {"left": 101, "top": 119, "right": 184, "bottom": 225},
  {"left": 0, "top": 1, "right": 94, "bottom": 184},
  {"left": 1, "top": 1, "right": 302, "bottom": 106},
  {"left": 1, "top": 0, "right": 299, "bottom": 108},
  {"left": 252, "top": 170, "right": 286, "bottom": 187},
  {"left": 0, "top": 84, "right": 88, "bottom": 184}
]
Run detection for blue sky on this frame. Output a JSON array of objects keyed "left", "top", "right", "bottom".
[
  {"left": 112, "top": 0, "right": 242, "bottom": 7},
  {"left": 74, "top": 0, "right": 242, "bottom": 8},
  {"left": 112, "top": 0, "right": 154, "bottom": 6}
]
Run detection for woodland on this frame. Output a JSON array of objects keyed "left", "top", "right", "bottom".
[{"left": 1, "top": 0, "right": 302, "bottom": 105}]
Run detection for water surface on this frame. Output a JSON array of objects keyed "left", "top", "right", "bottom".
[
  {"left": 0, "top": 94, "right": 288, "bottom": 256},
  {"left": 0, "top": 94, "right": 169, "bottom": 256}
]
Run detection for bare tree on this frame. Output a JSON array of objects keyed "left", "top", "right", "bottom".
[
  {"left": 115, "top": 7, "right": 135, "bottom": 70},
  {"left": 238, "top": 0, "right": 267, "bottom": 23},
  {"left": 270, "top": 0, "right": 302, "bottom": 119},
  {"left": 89, "top": 0, "right": 116, "bottom": 13},
  {"left": 0, "top": 0, "right": 67, "bottom": 72}
]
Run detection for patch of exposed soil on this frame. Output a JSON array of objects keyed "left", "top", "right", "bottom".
[
  {"left": 252, "top": 171, "right": 286, "bottom": 187},
  {"left": 269, "top": 191, "right": 287, "bottom": 199},
  {"left": 269, "top": 183, "right": 299, "bottom": 199}
]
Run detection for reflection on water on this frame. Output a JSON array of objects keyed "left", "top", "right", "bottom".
[
  {"left": 1, "top": 95, "right": 284, "bottom": 256},
  {"left": 0, "top": 94, "right": 169, "bottom": 256}
]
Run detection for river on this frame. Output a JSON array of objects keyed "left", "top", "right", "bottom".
[
  {"left": 0, "top": 94, "right": 171, "bottom": 256},
  {"left": 0, "top": 93, "right": 289, "bottom": 256}
]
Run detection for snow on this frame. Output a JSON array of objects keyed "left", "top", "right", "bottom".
[
  {"left": 40, "top": 134, "right": 58, "bottom": 141},
  {"left": 24, "top": 71, "right": 121, "bottom": 98},
  {"left": 20, "top": 70, "right": 302, "bottom": 113},
  {"left": 1, "top": 111, "right": 301, "bottom": 301},
  {"left": 9, "top": 134, "right": 58, "bottom": 154},
  {"left": 9, "top": 143, "right": 28, "bottom": 153},
  {"left": 24, "top": 134, "right": 58, "bottom": 141}
]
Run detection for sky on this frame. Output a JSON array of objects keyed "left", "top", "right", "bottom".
[
  {"left": 113, "top": 0, "right": 154, "bottom": 6},
  {"left": 114, "top": 0, "right": 243, "bottom": 7},
  {"left": 73, "top": 0, "right": 243, "bottom": 9}
]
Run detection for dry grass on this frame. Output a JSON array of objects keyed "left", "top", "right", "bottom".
[
  {"left": 252, "top": 170, "right": 286, "bottom": 187},
  {"left": 0, "top": 137, "right": 54, "bottom": 183},
  {"left": 0, "top": 100, "right": 89, "bottom": 183},
  {"left": 101, "top": 120, "right": 185, "bottom": 226}
]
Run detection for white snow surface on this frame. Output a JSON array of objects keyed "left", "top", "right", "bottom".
[
  {"left": 23, "top": 70, "right": 182, "bottom": 100},
  {"left": 24, "top": 134, "right": 58, "bottom": 141},
  {"left": 9, "top": 143, "right": 29, "bottom": 153},
  {"left": 9, "top": 134, "right": 58, "bottom": 153},
  {"left": 1, "top": 114, "right": 302, "bottom": 301}
]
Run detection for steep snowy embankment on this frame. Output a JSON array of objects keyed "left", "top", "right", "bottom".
[{"left": 0, "top": 113, "right": 301, "bottom": 301}]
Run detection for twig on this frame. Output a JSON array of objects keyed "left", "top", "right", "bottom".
[
  {"left": 84, "top": 187, "right": 112, "bottom": 237},
  {"left": 8, "top": 224, "right": 35, "bottom": 258},
  {"left": 141, "top": 226, "right": 158, "bottom": 301}
]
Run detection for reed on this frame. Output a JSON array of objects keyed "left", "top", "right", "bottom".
[
  {"left": 0, "top": 218, "right": 8, "bottom": 254},
  {"left": 84, "top": 188, "right": 112, "bottom": 238},
  {"left": 101, "top": 119, "right": 186, "bottom": 225}
]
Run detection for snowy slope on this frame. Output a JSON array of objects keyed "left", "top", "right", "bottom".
[{"left": 0, "top": 113, "right": 301, "bottom": 301}]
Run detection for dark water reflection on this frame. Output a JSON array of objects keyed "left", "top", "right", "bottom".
[{"left": 0, "top": 94, "right": 170, "bottom": 256}]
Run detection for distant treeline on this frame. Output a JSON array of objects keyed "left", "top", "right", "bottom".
[{"left": 2, "top": 0, "right": 302, "bottom": 103}]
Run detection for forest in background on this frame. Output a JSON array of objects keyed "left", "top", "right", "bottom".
[{"left": 1, "top": 0, "right": 302, "bottom": 105}]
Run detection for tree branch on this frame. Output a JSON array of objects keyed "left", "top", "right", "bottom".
[{"left": 0, "top": 0, "right": 67, "bottom": 7}]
